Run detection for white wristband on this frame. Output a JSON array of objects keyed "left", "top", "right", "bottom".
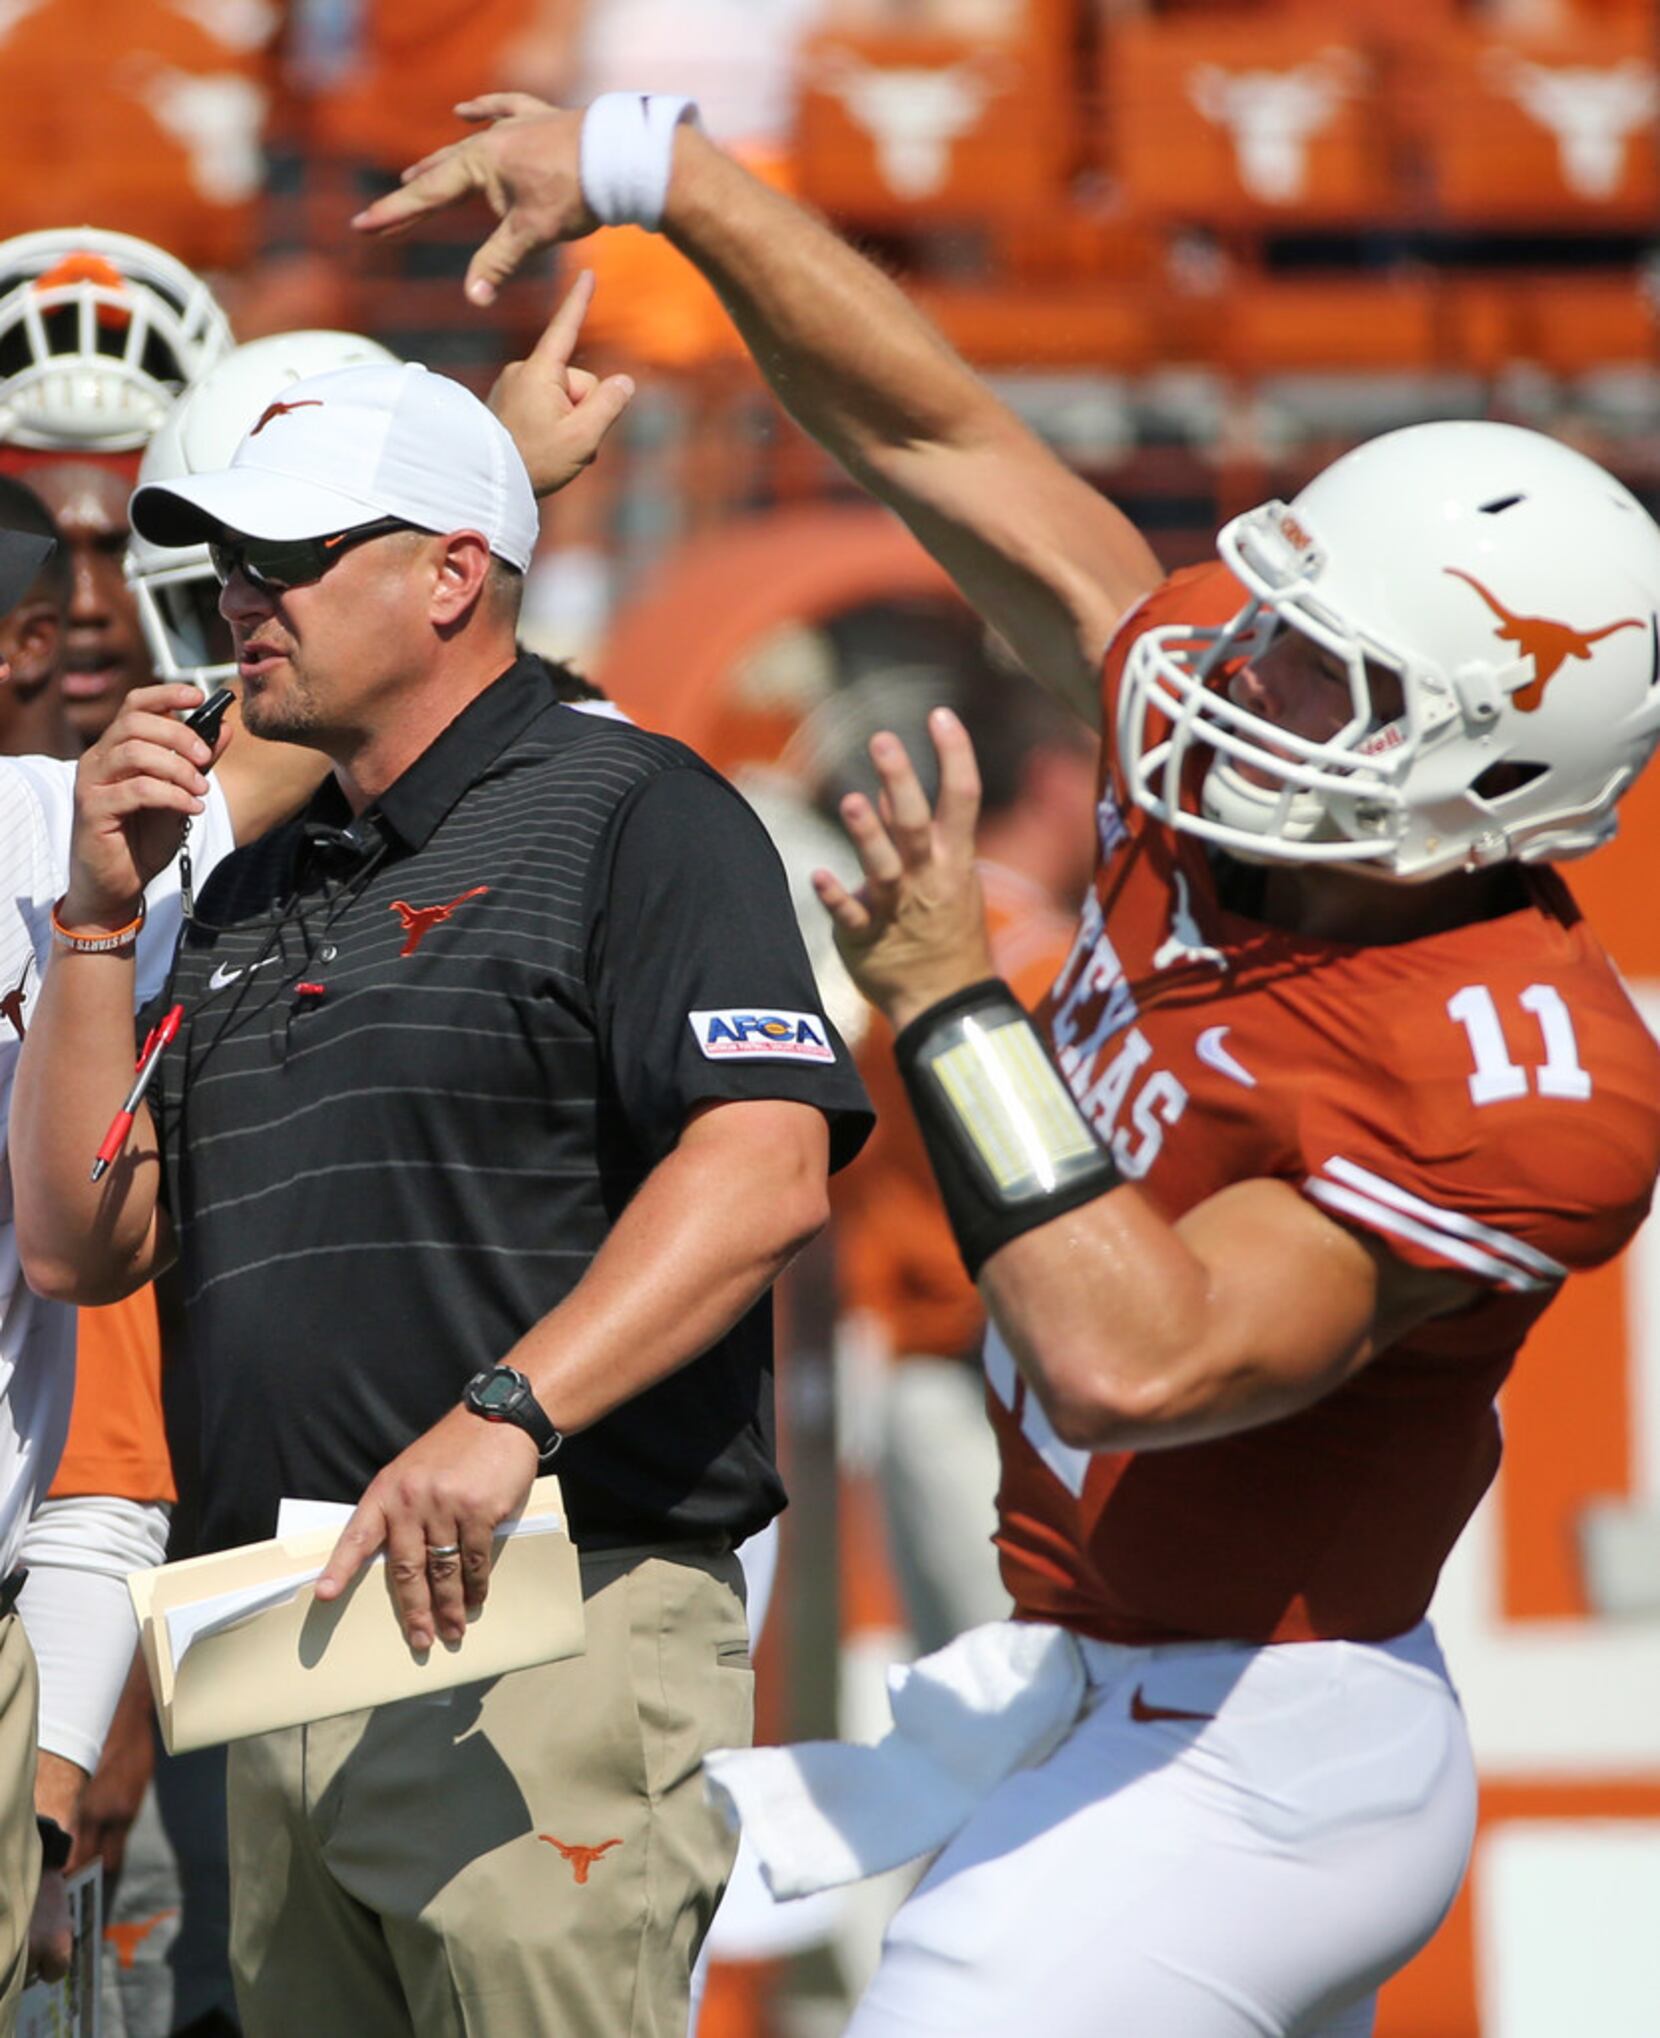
[{"left": 580, "top": 92, "right": 701, "bottom": 232}]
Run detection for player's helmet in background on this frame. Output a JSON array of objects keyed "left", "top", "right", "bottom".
[
  {"left": 1118, "top": 420, "right": 1660, "bottom": 882},
  {"left": 0, "top": 227, "right": 234, "bottom": 453},
  {"left": 127, "top": 329, "right": 400, "bottom": 695}
]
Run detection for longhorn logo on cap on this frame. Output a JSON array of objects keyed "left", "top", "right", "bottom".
[{"left": 249, "top": 398, "right": 324, "bottom": 437}]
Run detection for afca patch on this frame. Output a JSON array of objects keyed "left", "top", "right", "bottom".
[{"left": 691, "top": 1009, "right": 836, "bottom": 1064}]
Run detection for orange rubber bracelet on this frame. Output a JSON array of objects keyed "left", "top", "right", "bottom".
[{"left": 49, "top": 894, "right": 147, "bottom": 954}]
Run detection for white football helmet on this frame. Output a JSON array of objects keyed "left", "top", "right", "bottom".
[
  {"left": 1118, "top": 421, "right": 1660, "bottom": 882},
  {"left": 127, "top": 329, "right": 400, "bottom": 693},
  {"left": 0, "top": 227, "right": 234, "bottom": 452}
]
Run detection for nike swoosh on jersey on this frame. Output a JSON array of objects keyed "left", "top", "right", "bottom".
[
  {"left": 208, "top": 955, "right": 280, "bottom": 992},
  {"left": 1195, "top": 1024, "right": 1257, "bottom": 1088},
  {"left": 1128, "top": 1684, "right": 1216, "bottom": 1725}
]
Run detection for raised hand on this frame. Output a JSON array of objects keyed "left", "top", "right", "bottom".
[
  {"left": 61, "top": 684, "right": 224, "bottom": 929},
  {"left": 813, "top": 707, "right": 996, "bottom": 1032},
  {"left": 489, "top": 270, "right": 635, "bottom": 496},
  {"left": 353, "top": 95, "right": 592, "bottom": 308}
]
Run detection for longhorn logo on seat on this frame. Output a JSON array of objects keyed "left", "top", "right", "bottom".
[
  {"left": 817, "top": 51, "right": 1006, "bottom": 198},
  {"left": 1188, "top": 47, "right": 1363, "bottom": 204},
  {"left": 1487, "top": 54, "right": 1658, "bottom": 201}
]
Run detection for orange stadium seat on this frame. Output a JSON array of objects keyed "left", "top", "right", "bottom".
[
  {"left": 0, "top": 0, "right": 276, "bottom": 272},
  {"left": 1206, "top": 275, "right": 1439, "bottom": 377},
  {"left": 1510, "top": 273, "right": 1660, "bottom": 378},
  {"left": 794, "top": 0, "right": 1076, "bottom": 231},
  {"left": 1415, "top": 22, "right": 1660, "bottom": 230},
  {"left": 1099, "top": 13, "right": 1398, "bottom": 231}
]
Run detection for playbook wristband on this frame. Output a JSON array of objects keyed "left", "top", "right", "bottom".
[
  {"left": 579, "top": 92, "right": 701, "bottom": 230},
  {"left": 895, "top": 979, "right": 1120, "bottom": 1280}
]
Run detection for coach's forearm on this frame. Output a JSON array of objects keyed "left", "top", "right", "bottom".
[
  {"left": 13, "top": 941, "right": 167, "bottom": 1303},
  {"left": 500, "top": 1098, "right": 830, "bottom": 1432}
]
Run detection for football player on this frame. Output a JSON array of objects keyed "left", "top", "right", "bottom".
[
  {"left": 359, "top": 99, "right": 1660, "bottom": 2035},
  {"left": 0, "top": 227, "right": 235, "bottom": 744}
]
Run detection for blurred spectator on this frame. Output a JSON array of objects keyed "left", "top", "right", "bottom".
[{"left": 830, "top": 647, "right": 1098, "bottom": 1652}]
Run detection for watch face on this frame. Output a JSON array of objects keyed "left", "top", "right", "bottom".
[{"left": 474, "top": 1371, "right": 526, "bottom": 1415}]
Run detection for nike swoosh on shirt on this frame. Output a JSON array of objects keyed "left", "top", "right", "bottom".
[
  {"left": 1128, "top": 1684, "right": 1216, "bottom": 1725},
  {"left": 208, "top": 955, "right": 280, "bottom": 992},
  {"left": 1196, "top": 1024, "right": 1256, "bottom": 1089}
]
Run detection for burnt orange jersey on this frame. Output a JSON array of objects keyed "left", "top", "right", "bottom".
[
  {"left": 838, "top": 864, "right": 1078, "bottom": 1361},
  {"left": 993, "top": 562, "right": 1660, "bottom": 1646},
  {"left": 48, "top": 1285, "right": 174, "bottom": 1506}
]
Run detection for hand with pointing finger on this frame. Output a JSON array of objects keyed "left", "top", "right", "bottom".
[
  {"left": 489, "top": 269, "right": 634, "bottom": 497},
  {"left": 812, "top": 707, "right": 997, "bottom": 1035},
  {"left": 354, "top": 95, "right": 594, "bottom": 308}
]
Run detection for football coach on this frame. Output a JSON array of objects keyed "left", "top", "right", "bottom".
[{"left": 13, "top": 361, "right": 871, "bottom": 2038}]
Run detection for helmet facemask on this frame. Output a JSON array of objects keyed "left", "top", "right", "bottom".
[
  {"left": 1120, "top": 502, "right": 1434, "bottom": 876},
  {"left": 0, "top": 230, "right": 233, "bottom": 453}
]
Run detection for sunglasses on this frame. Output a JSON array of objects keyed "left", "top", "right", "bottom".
[{"left": 209, "top": 516, "right": 415, "bottom": 593}]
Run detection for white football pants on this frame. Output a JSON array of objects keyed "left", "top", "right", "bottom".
[{"left": 848, "top": 1622, "right": 1476, "bottom": 2037}]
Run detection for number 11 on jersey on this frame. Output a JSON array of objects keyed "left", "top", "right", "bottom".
[{"left": 1448, "top": 984, "right": 1592, "bottom": 1106}]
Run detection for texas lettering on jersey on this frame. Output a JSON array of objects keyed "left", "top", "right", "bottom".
[{"left": 986, "top": 562, "right": 1660, "bottom": 1651}]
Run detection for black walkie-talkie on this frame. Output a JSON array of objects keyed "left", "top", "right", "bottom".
[{"left": 182, "top": 685, "right": 235, "bottom": 748}]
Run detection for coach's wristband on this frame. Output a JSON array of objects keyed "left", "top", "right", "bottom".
[
  {"left": 895, "top": 978, "right": 1120, "bottom": 1280},
  {"left": 579, "top": 92, "right": 701, "bottom": 230},
  {"left": 50, "top": 894, "right": 146, "bottom": 954}
]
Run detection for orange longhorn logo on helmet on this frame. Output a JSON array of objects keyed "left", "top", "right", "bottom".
[{"left": 1445, "top": 568, "right": 1644, "bottom": 712}]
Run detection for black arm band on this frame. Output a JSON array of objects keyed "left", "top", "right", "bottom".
[
  {"left": 37, "top": 1814, "right": 72, "bottom": 1872},
  {"left": 894, "top": 978, "right": 1120, "bottom": 1280}
]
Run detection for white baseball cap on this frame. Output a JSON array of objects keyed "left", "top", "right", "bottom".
[{"left": 130, "top": 361, "right": 539, "bottom": 572}]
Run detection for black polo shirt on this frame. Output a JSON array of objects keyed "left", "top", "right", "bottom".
[{"left": 151, "top": 656, "right": 871, "bottom": 1554}]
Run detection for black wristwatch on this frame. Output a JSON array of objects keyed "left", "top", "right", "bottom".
[
  {"left": 36, "top": 1815, "right": 72, "bottom": 1872},
  {"left": 462, "top": 1365, "right": 563, "bottom": 1465}
]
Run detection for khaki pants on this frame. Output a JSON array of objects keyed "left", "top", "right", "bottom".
[
  {"left": 227, "top": 1545, "right": 751, "bottom": 2038},
  {"left": 0, "top": 1613, "right": 41, "bottom": 2038}
]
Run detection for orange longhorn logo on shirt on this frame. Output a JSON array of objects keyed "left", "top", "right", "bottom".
[
  {"left": 0, "top": 957, "right": 30, "bottom": 1041},
  {"left": 388, "top": 885, "right": 490, "bottom": 957},
  {"left": 1445, "top": 569, "right": 1644, "bottom": 712},
  {"left": 539, "top": 1834, "right": 622, "bottom": 1884},
  {"left": 249, "top": 398, "right": 324, "bottom": 437}
]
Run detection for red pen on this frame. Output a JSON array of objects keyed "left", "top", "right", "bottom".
[{"left": 92, "top": 1003, "right": 183, "bottom": 1183}]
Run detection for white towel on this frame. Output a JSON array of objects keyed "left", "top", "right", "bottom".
[{"left": 703, "top": 1620, "right": 1087, "bottom": 1901}]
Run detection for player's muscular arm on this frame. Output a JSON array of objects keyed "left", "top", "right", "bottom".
[
  {"left": 355, "top": 100, "right": 1161, "bottom": 724},
  {"left": 982, "top": 1177, "right": 1478, "bottom": 1451}
]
